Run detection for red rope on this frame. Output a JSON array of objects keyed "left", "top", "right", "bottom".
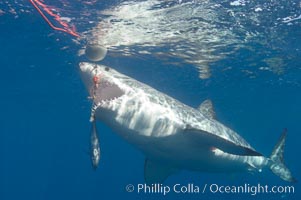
[{"left": 29, "top": 0, "right": 80, "bottom": 37}]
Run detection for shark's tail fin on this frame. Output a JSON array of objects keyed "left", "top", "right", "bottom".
[{"left": 269, "top": 129, "right": 296, "bottom": 183}]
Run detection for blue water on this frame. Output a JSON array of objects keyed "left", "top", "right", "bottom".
[{"left": 1, "top": 1, "right": 300, "bottom": 200}]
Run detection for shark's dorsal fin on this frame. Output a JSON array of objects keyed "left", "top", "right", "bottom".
[
  {"left": 185, "top": 127, "right": 263, "bottom": 157},
  {"left": 198, "top": 99, "right": 216, "bottom": 119},
  {"left": 144, "top": 159, "right": 174, "bottom": 184}
]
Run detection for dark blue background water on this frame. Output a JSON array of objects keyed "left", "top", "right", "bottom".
[{"left": 0, "top": 1, "right": 300, "bottom": 200}]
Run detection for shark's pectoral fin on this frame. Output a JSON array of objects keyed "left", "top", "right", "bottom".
[
  {"left": 198, "top": 99, "right": 216, "bottom": 119},
  {"left": 144, "top": 159, "right": 175, "bottom": 184},
  {"left": 186, "top": 128, "right": 263, "bottom": 156}
]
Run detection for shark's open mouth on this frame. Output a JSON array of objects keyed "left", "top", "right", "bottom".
[{"left": 92, "top": 79, "right": 124, "bottom": 106}]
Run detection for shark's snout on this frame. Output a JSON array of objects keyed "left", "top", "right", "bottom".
[
  {"left": 79, "top": 62, "right": 96, "bottom": 83},
  {"left": 79, "top": 62, "right": 94, "bottom": 74},
  {"left": 79, "top": 62, "right": 95, "bottom": 92}
]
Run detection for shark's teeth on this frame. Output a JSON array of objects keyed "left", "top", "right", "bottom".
[{"left": 91, "top": 96, "right": 121, "bottom": 114}]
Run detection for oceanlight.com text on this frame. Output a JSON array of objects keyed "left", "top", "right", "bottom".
[
  {"left": 125, "top": 183, "right": 295, "bottom": 196},
  {"left": 209, "top": 183, "right": 294, "bottom": 196}
]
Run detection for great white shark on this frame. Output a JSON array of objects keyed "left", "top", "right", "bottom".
[{"left": 79, "top": 62, "right": 296, "bottom": 183}]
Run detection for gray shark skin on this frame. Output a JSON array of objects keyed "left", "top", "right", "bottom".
[{"left": 79, "top": 62, "right": 296, "bottom": 183}]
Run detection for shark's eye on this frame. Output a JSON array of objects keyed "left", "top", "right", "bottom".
[{"left": 105, "top": 67, "right": 110, "bottom": 71}]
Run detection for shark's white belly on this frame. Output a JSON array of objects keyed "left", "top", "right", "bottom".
[{"left": 123, "top": 129, "right": 267, "bottom": 173}]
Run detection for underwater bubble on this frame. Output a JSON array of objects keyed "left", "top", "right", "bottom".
[{"left": 85, "top": 44, "right": 107, "bottom": 62}]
